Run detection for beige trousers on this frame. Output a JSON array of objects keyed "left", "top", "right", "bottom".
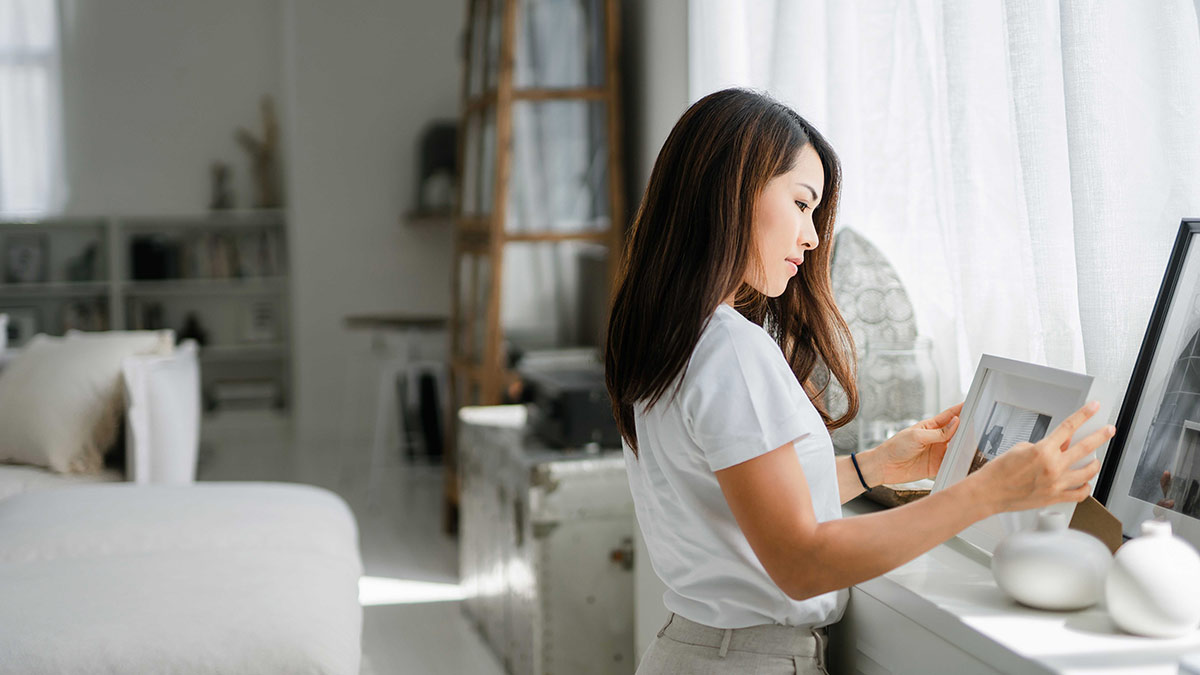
[{"left": 635, "top": 612, "right": 830, "bottom": 675}]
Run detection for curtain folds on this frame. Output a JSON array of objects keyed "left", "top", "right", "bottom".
[{"left": 689, "top": 0, "right": 1200, "bottom": 410}]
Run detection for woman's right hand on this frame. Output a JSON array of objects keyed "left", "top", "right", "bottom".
[{"left": 969, "top": 401, "right": 1115, "bottom": 514}]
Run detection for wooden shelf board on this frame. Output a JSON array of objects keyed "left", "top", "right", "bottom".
[
  {"left": 200, "top": 343, "right": 288, "bottom": 361},
  {"left": 0, "top": 218, "right": 108, "bottom": 231},
  {"left": 403, "top": 211, "right": 455, "bottom": 227},
  {"left": 120, "top": 210, "right": 285, "bottom": 230},
  {"left": 122, "top": 277, "right": 287, "bottom": 296},
  {"left": 504, "top": 230, "right": 610, "bottom": 243},
  {"left": 0, "top": 281, "right": 110, "bottom": 296}
]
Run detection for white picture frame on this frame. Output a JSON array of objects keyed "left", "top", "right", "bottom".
[{"left": 932, "top": 355, "right": 1095, "bottom": 554}]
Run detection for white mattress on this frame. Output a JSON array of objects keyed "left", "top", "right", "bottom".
[
  {"left": 0, "top": 463, "right": 122, "bottom": 501},
  {"left": 0, "top": 482, "right": 363, "bottom": 674}
]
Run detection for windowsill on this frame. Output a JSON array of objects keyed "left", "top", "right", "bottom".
[{"left": 837, "top": 497, "right": 1200, "bottom": 673}]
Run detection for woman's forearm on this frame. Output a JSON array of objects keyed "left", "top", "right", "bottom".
[
  {"left": 834, "top": 447, "right": 887, "bottom": 504},
  {"left": 780, "top": 478, "right": 995, "bottom": 600}
]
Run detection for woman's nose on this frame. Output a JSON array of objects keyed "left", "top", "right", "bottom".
[{"left": 798, "top": 222, "right": 819, "bottom": 250}]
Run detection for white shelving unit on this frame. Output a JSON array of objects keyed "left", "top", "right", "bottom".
[{"left": 0, "top": 211, "right": 292, "bottom": 413}]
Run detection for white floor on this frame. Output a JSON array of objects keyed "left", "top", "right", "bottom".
[{"left": 196, "top": 409, "right": 506, "bottom": 675}]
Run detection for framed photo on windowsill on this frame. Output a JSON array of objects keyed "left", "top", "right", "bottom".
[
  {"left": 1095, "top": 219, "right": 1200, "bottom": 547},
  {"left": 932, "top": 354, "right": 1095, "bottom": 554}
]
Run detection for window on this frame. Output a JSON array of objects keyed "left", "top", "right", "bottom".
[{"left": 0, "top": 0, "right": 65, "bottom": 216}]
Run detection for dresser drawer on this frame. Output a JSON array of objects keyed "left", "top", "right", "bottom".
[{"left": 830, "top": 588, "right": 1002, "bottom": 675}]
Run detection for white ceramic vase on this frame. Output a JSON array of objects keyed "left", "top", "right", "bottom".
[
  {"left": 1107, "top": 520, "right": 1200, "bottom": 638},
  {"left": 991, "top": 511, "right": 1112, "bottom": 611}
]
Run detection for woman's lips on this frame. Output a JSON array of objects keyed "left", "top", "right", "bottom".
[{"left": 786, "top": 257, "right": 803, "bottom": 275}]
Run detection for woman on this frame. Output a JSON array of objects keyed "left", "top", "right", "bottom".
[{"left": 604, "top": 88, "right": 1113, "bottom": 674}]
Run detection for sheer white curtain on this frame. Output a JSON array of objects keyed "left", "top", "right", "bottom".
[
  {"left": 0, "top": 0, "right": 66, "bottom": 216},
  {"left": 690, "top": 0, "right": 1200, "bottom": 411}
]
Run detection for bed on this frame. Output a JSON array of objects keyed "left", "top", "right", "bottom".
[{"left": 0, "top": 481, "right": 363, "bottom": 674}]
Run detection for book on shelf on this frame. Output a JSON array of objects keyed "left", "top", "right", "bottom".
[{"left": 134, "top": 229, "right": 286, "bottom": 281}]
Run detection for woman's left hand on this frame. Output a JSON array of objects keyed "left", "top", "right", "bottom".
[{"left": 873, "top": 403, "right": 963, "bottom": 485}]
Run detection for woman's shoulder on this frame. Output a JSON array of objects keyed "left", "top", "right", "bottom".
[
  {"left": 695, "top": 305, "right": 782, "bottom": 353},
  {"left": 686, "top": 305, "right": 788, "bottom": 382}
]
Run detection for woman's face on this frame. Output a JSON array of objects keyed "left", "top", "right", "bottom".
[{"left": 745, "top": 144, "right": 824, "bottom": 297}]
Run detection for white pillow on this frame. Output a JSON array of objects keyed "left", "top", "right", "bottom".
[
  {"left": 122, "top": 340, "right": 200, "bottom": 484},
  {"left": 0, "top": 331, "right": 173, "bottom": 473}
]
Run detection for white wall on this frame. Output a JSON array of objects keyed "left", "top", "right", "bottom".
[
  {"left": 60, "top": 0, "right": 283, "bottom": 214},
  {"left": 56, "top": 1, "right": 463, "bottom": 444},
  {"left": 621, "top": 0, "right": 690, "bottom": 209},
  {"left": 284, "top": 1, "right": 460, "bottom": 445},
  {"left": 620, "top": 0, "right": 687, "bottom": 661}
]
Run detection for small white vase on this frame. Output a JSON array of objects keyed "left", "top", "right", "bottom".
[
  {"left": 991, "top": 511, "right": 1112, "bottom": 611},
  {"left": 1107, "top": 520, "right": 1200, "bottom": 638}
]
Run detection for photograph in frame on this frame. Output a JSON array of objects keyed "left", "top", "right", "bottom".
[
  {"left": 932, "top": 354, "right": 1094, "bottom": 553},
  {"left": 3, "top": 233, "right": 48, "bottom": 284},
  {"left": 1096, "top": 220, "right": 1200, "bottom": 545}
]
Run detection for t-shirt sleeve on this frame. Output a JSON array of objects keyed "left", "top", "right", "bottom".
[{"left": 680, "top": 320, "right": 814, "bottom": 472}]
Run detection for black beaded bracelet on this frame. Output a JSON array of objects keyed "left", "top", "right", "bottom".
[{"left": 850, "top": 452, "right": 871, "bottom": 491}]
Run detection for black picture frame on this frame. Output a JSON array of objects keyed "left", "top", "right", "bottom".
[{"left": 1096, "top": 219, "right": 1200, "bottom": 543}]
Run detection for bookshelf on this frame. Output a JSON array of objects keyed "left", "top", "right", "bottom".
[{"left": 0, "top": 211, "right": 292, "bottom": 413}]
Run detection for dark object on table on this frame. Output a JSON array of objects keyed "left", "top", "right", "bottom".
[
  {"left": 414, "top": 121, "right": 457, "bottom": 215},
  {"left": 522, "top": 366, "right": 620, "bottom": 449},
  {"left": 417, "top": 372, "right": 443, "bottom": 460},
  {"left": 209, "top": 161, "right": 235, "bottom": 210},
  {"left": 66, "top": 243, "right": 100, "bottom": 282},
  {"left": 130, "top": 235, "right": 180, "bottom": 280},
  {"left": 178, "top": 312, "right": 209, "bottom": 347},
  {"left": 864, "top": 484, "right": 930, "bottom": 508}
]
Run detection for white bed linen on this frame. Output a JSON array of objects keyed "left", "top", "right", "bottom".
[
  {"left": 0, "top": 482, "right": 363, "bottom": 675},
  {"left": 0, "top": 464, "right": 121, "bottom": 501},
  {"left": 0, "top": 482, "right": 358, "bottom": 563}
]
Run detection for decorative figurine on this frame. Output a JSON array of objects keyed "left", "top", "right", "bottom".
[
  {"left": 237, "top": 96, "right": 282, "bottom": 209},
  {"left": 209, "top": 161, "right": 235, "bottom": 210},
  {"left": 991, "top": 511, "right": 1111, "bottom": 611},
  {"left": 415, "top": 121, "right": 457, "bottom": 215},
  {"left": 1107, "top": 519, "right": 1200, "bottom": 637},
  {"left": 66, "top": 242, "right": 99, "bottom": 282},
  {"left": 178, "top": 312, "right": 209, "bottom": 347}
]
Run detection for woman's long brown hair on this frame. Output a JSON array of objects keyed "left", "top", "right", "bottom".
[{"left": 606, "top": 88, "right": 858, "bottom": 456}]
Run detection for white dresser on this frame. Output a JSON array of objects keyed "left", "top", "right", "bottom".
[{"left": 830, "top": 498, "right": 1200, "bottom": 674}]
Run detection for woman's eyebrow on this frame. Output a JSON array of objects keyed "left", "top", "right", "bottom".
[{"left": 795, "top": 182, "right": 819, "bottom": 201}]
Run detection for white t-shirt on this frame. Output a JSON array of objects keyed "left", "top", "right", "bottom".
[{"left": 623, "top": 303, "right": 848, "bottom": 629}]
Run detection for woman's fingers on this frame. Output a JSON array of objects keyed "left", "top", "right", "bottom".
[
  {"left": 923, "top": 403, "right": 964, "bottom": 429},
  {"left": 914, "top": 416, "right": 959, "bottom": 444},
  {"left": 1044, "top": 401, "right": 1100, "bottom": 450},
  {"left": 1058, "top": 458, "right": 1101, "bottom": 491},
  {"left": 1062, "top": 425, "right": 1116, "bottom": 466},
  {"left": 1063, "top": 484, "right": 1093, "bottom": 503}
]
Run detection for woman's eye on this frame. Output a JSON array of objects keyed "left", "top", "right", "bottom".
[{"left": 795, "top": 201, "right": 809, "bottom": 213}]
